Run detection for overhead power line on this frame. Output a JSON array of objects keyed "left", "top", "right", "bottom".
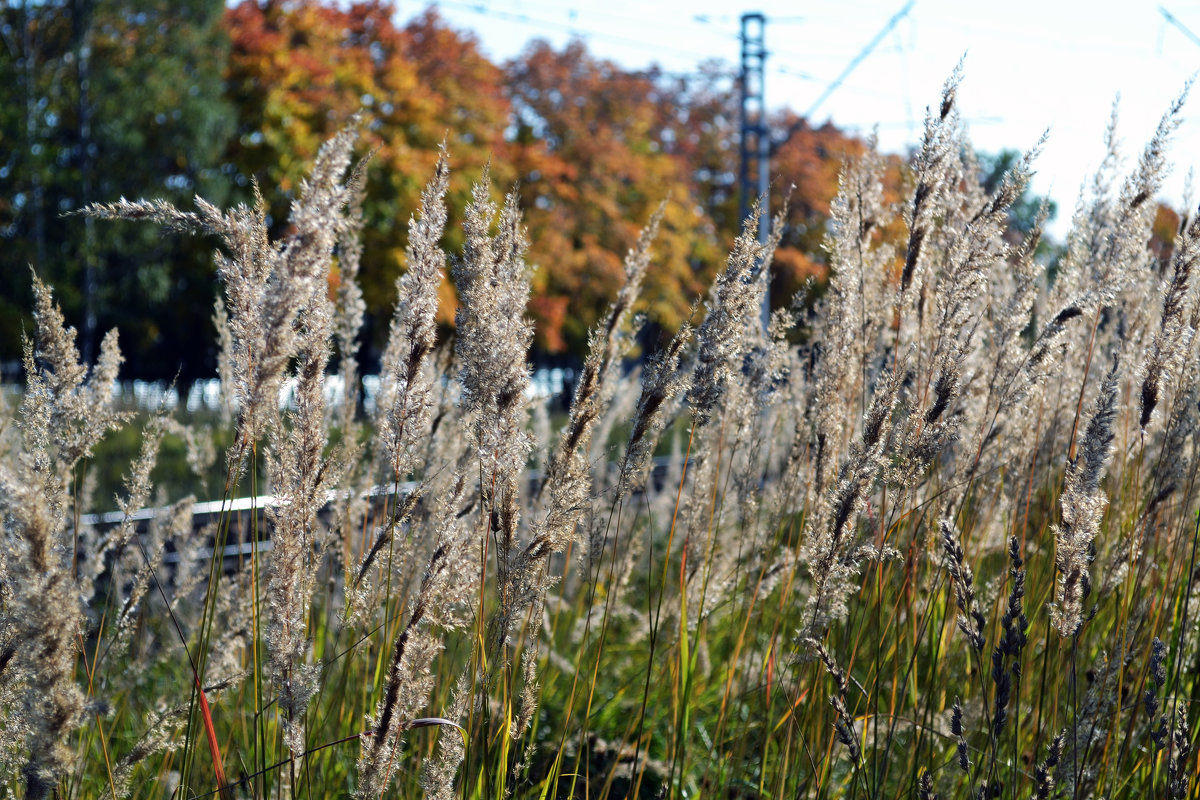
[
  {"left": 432, "top": 0, "right": 727, "bottom": 62},
  {"left": 736, "top": 5, "right": 915, "bottom": 331},
  {"left": 1160, "top": 6, "right": 1200, "bottom": 49},
  {"left": 804, "top": 0, "right": 915, "bottom": 118}
]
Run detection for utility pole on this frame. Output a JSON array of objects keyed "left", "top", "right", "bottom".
[{"left": 739, "top": 12, "right": 770, "bottom": 333}]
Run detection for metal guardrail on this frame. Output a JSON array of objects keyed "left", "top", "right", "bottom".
[
  {"left": 75, "top": 456, "right": 683, "bottom": 566},
  {"left": 77, "top": 480, "right": 421, "bottom": 565},
  {"left": 78, "top": 480, "right": 420, "bottom": 528}
]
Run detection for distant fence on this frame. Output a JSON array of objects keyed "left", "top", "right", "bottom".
[
  {"left": 78, "top": 480, "right": 418, "bottom": 567},
  {"left": 76, "top": 455, "right": 679, "bottom": 570}
]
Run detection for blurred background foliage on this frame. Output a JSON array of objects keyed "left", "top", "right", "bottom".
[{"left": 0, "top": 0, "right": 1089, "bottom": 384}]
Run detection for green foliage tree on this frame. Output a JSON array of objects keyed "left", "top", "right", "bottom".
[
  {"left": 977, "top": 148, "right": 1058, "bottom": 235},
  {"left": 0, "top": 0, "right": 234, "bottom": 382}
]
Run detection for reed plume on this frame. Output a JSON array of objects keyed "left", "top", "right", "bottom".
[
  {"left": 0, "top": 277, "right": 126, "bottom": 799},
  {"left": 1052, "top": 355, "right": 1120, "bottom": 637},
  {"left": 82, "top": 122, "right": 362, "bottom": 473}
]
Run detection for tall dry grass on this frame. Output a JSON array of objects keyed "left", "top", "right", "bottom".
[{"left": 1, "top": 71, "right": 1198, "bottom": 800}]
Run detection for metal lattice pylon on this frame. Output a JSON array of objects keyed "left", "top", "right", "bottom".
[{"left": 739, "top": 12, "right": 770, "bottom": 332}]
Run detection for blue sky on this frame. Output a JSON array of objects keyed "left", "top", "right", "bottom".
[{"left": 403, "top": 0, "right": 1200, "bottom": 236}]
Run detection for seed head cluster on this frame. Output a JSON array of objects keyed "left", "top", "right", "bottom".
[{"left": 2, "top": 73, "right": 1198, "bottom": 800}]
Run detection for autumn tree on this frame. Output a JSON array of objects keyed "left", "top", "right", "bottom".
[
  {"left": 1149, "top": 201, "right": 1183, "bottom": 271},
  {"left": 639, "top": 63, "right": 742, "bottom": 246},
  {"left": 508, "top": 40, "right": 724, "bottom": 354},
  {"left": 223, "top": 1, "right": 511, "bottom": 353},
  {"left": 0, "top": 0, "right": 933, "bottom": 377},
  {"left": 767, "top": 114, "right": 887, "bottom": 304}
]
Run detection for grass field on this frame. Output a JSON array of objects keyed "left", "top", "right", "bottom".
[{"left": 1, "top": 72, "right": 1198, "bottom": 799}]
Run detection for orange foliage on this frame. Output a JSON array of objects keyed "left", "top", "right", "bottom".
[
  {"left": 222, "top": 3, "right": 895, "bottom": 359},
  {"left": 509, "top": 40, "right": 721, "bottom": 352},
  {"left": 1150, "top": 202, "right": 1182, "bottom": 270},
  {"left": 224, "top": 1, "right": 510, "bottom": 332}
]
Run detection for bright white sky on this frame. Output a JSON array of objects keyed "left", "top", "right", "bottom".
[{"left": 404, "top": 0, "right": 1200, "bottom": 238}]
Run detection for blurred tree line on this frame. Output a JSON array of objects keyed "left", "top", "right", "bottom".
[
  {"left": 1, "top": 0, "right": 233, "bottom": 381},
  {"left": 2, "top": 0, "right": 1058, "bottom": 384}
]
